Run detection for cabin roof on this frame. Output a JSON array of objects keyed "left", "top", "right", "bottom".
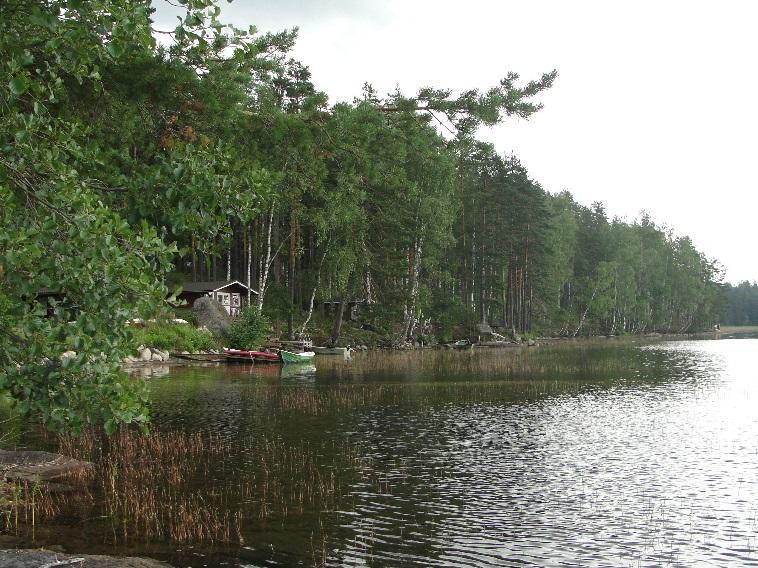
[{"left": 180, "top": 280, "right": 258, "bottom": 294}]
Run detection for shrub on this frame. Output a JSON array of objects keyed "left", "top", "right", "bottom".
[
  {"left": 226, "top": 307, "right": 269, "bottom": 349},
  {"left": 172, "top": 307, "right": 198, "bottom": 326},
  {"left": 130, "top": 321, "right": 217, "bottom": 353}
]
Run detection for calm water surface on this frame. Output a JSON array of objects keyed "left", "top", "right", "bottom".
[{"left": 25, "top": 337, "right": 758, "bottom": 566}]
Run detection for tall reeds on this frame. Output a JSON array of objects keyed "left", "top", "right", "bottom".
[{"left": 9, "top": 427, "right": 357, "bottom": 548}]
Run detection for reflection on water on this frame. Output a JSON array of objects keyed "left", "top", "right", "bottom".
[{"left": 18, "top": 339, "right": 758, "bottom": 566}]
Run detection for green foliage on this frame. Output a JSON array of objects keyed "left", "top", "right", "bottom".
[
  {"left": 172, "top": 307, "right": 198, "bottom": 326},
  {"left": 722, "top": 281, "right": 758, "bottom": 325},
  {"left": 227, "top": 307, "right": 270, "bottom": 350},
  {"left": 431, "top": 299, "right": 476, "bottom": 342},
  {"left": 130, "top": 322, "right": 216, "bottom": 353},
  {"left": 0, "top": 0, "right": 177, "bottom": 434}
]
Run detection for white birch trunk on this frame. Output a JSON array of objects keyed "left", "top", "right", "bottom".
[
  {"left": 574, "top": 288, "right": 597, "bottom": 337},
  {"left": 403, "top": 237, "right": 423, "bottom": 339},
  {"left": 299, "top": 278, "right": 319, "bottom": 339},
  {"left": 246, "top": 227, "right": 252, "bottom": 305},
  {"left": 257, "top": 205, "right": 274, "bottom": 312}
]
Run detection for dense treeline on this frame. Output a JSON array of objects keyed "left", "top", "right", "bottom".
[
  {"left": 721, "top": 282, "right": 758, "bottom": 325},
  {"left": 0, "top": 0, "right": 723, "bottom": 430}
]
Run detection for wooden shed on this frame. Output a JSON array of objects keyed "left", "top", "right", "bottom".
[
  {"left": 178, "top": 280, "right": 256, "bottom": 317},
  {"left": 37, "top": 287, "right": 66, "bottom": 317}
]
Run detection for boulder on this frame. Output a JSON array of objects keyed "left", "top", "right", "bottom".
[
  {"left": 0, "top": 450, "right": 93, "bottom": 483},
  {"left": 192, "top": 296, "right": 232, "bottom": 340},
  {"left": 0, "top": 549, "right": 170, "bottom": 568},
  {"left": 138, "top": 347, "right": 152, "bottom": 362},
  {"left": 150, "top": 349, "right": 169, "bottom": 362}
]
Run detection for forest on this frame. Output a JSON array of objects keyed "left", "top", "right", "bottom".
[
  {"left": 721, "top": 282, "right": 758, "bottom": 325},
  {"left": 0, "top": 0, "right": 726, "bottom": 430}
]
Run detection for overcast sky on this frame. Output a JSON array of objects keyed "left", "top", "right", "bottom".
[{"left": 153, "top": 0, "right": 757, "bottom": 284}]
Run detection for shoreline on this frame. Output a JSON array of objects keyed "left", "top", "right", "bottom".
[
  {"left": 118, "top": 330, "right": 740, "bottom": 373},
  {"left": 0, "top": 548, "right": 170, "bottom": 568}
]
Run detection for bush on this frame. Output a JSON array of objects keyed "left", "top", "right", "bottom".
[
  {"left": 227, "top": 307, "right": 269, "bottom": 349},
  {"left": 130, "top": 321, "right": 217, "bottom": 353},
  {"left": 172, "top": 307, "right": 198, "bottom": 326}
]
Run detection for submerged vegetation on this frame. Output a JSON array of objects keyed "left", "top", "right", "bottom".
[{"left": 0, "top": 0, "right": 724, "bottom": 429}]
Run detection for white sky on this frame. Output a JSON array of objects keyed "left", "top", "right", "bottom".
[{"left": 152, "top": 0, "right": 758, "bottom": 284}]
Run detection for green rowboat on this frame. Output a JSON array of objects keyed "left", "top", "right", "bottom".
[{"left": 279, "top": 349, "right": 316, "bottom": 364}]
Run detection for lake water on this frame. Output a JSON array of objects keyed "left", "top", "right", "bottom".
[{"left": 15, "top": 336, "right": 758, "bottom": 566}]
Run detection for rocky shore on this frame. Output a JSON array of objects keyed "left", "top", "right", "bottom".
[{"left": 0, "top": 549, "right": 169, "bottom": 568}]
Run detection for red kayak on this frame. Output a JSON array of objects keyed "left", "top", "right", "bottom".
[{"left": 223, "top": 348, "right": 281, "bottom": 363}]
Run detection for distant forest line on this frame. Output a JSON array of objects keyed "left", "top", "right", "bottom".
[{"left": 721, "top": 282, "right": 758, "bottom": 326}]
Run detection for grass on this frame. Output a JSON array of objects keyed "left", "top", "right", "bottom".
[{"left": 129, "top": 321, "right": 217, "bottom": 353}]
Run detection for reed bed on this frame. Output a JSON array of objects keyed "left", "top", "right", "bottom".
[
  {"left": 330, "top": 344, "right": 645, "bottom": 379},
  {"left": 234, "top": 378, "right": 599, "bottom": 418},
  {"left": 8, "top": 427, "right": 361, "bottom": 548}
]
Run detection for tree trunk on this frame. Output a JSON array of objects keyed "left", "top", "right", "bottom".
[
  {"left": 299, "top": 279, "right": 319, "bottom": 339},
  {"left": 257, "top": 205, "right": 274, "bottom": 312},
  {"left": 574, "top": 288, "right": 597, "bottom": 337},
  {"left": 403, "top": 237, "right": 423, "bottom": 340},
  {"left": 329, "top": 300, "right": 346, "bottom": 347},
  {"left": 246, "top": 227, "right": 252, "bottom": 306},
  {"left": 502, "top": 266, "right": 508, "bottom": 329},
  {"left": 287, "top": 212, "right": 297, "bottom": 340}
]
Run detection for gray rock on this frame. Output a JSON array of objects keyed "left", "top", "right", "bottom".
[
  {"left": 138, "top": 347, "right": 152, "bottom": 362},
  {"left": 192, "top": 297, "right": 232, "bottom": 340},
  {"left": 477, "top": 323, "right": 493, "bottom": 334},
  {"left": 150, "top": 349, "right": 169, "bottom": 362},
  {"left": 0, "top": 450, "right": 93, "bottom": 483},
  {"left": 0, "top": 549, "right": 170, "bottom": 568}
]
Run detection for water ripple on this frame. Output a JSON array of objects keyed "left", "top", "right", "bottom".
[{"left": 136, "top": 338, "right": 758, "bottom": 566}]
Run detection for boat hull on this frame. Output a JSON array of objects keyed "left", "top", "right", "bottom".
[
  {"left": 280, "top": 350, "right": 315, "bottom": 364},
  {"left": 312, "top": 347, "right": 351, "bottom": 356},
  {"left": 223, "top": 348, "right": 281, "bottom": 363}
]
